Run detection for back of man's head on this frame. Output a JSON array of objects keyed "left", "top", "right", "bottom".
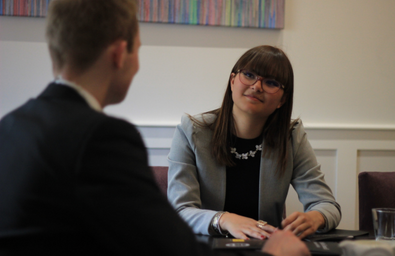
[{"left": 46, "top": 0, "right": 138, "bottom": 74}]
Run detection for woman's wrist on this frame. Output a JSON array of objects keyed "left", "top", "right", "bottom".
[{"left": 211, "top": 211, "right": 229, "bottom": 236}]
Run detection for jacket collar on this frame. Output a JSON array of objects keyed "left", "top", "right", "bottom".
[{"left": 38, "top": 83, "right": 90, "bottom": 108}]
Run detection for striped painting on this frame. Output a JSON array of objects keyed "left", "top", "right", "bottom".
[
  {"left": 0, "top": 0, "right": 51, "bottom": 17},
  {"left": 0, "top": 0, "right": 284, "bottom": 29},
  {"left": 138, "top": 0, "right": 285, "bottom": 29}
]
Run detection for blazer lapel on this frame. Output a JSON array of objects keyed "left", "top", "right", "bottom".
[{"left": 258, "top": 143, "right": 293, "bottom": 227}]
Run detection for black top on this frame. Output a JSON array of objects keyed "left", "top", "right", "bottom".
[{"left": 224, "top": 135, "right": 262, "bottom": 220}]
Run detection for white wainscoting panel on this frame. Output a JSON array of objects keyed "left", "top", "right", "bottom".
[{"left": 285, "top": 149, "right": 337, "bottom": 223}]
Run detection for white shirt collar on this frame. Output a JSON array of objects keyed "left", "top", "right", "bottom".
[{"left": 54, "top": 76, "right": 102, "bottom": 112}]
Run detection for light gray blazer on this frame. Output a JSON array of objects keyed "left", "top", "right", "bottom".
[{"left": 167, "top": 113, "right": 341, "bottom": 235}]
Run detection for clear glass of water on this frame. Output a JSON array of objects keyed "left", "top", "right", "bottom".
[{"left": 372, "top": 208, "right": 395, "bottom": 241}]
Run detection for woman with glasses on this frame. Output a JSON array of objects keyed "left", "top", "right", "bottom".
[{"left": 167, "top": 45, "right": 341, "bottom": 240}]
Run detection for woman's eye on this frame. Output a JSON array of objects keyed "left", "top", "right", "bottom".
[
  {"left": 242, "top": 71, "right": 256, "bottom": 80},
  {"left": 265, "top": 79, "right": 280, "bottom": 88}
]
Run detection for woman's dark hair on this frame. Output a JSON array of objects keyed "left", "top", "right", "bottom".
[{"left": 190, "top": 45, "right": 297, "bottom": 176}]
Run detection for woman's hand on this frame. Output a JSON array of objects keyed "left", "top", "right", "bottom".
[
  {"left": 281, "top": 211, "right": 325, "bottom": 239},
  {"left": 262, "top": 229, "right": 311, "bottom": 256},
  {"left": 219, "top": 212, "right": 276, "bottom": 240}
]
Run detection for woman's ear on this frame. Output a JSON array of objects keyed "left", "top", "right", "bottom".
[
  {"left": 277, "top": 95, "right": 287, "bottom": 108},
  {"left": 230, "top": 73, "right": 236, "bottom": 91}
]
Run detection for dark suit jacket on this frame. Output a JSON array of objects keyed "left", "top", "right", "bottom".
[{"left": 0, "top": 83, "right": 220, "bottom": 255}]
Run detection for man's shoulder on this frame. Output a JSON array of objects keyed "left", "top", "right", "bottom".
[
  {"left": 94, "top": 115, "right": 140, "bottom": 139},
  {"left": 0, "top": 87, "right": 139, "bottom": 147}
]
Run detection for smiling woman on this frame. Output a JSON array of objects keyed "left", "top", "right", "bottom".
[
  {"left": 198, "top": 45, "right": 294, "bottom": 170},
  {"left": 230, "top": 67, "right": 286, "bottom": 131},
  {"left": 167, "top": 45, "right": 342, "bottom": 241}
]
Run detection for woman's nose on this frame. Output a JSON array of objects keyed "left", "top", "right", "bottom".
[{"left": 251, "top": 80, "right": 263, "bottom": 92}]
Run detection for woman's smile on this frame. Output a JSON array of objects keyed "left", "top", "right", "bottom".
[{"left": 244, "top": 93, "right": 264, "bottom": 103}]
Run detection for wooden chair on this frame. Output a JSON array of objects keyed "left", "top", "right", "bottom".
[
  {"left": 151, "top": 166, "right": 168, "bottom": 195},
  {"left": 358, "top": 171, "right": 395, "bottom": 235}
]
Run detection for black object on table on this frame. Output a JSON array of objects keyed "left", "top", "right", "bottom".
[
  {"left": 304, "top": 229, "right": 370, "bottom": 242},
  {"left": 196, "top": 229, "right": 370, "bottom": 256}
]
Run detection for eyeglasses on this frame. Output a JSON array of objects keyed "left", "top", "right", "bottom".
[{"left": 236, "top": 69, "right": 284, "bottom": 94}]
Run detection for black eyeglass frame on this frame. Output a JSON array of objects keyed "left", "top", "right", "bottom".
[{"left": 236, "top": 69, "right": 285, "bottom": 94}]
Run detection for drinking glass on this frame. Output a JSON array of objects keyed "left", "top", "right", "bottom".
[{"left": 372, "top": 208, "right": 395, "bottom": 241}]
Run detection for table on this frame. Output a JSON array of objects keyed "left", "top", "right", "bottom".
[{"left": 196, "top": 229, "right": 371, "bottom": 256}]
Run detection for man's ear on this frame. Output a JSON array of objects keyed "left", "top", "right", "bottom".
[{"left": 111, "top": 40, "right": 128, "bottom": 69}]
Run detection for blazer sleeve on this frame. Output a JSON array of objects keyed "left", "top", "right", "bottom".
[
  {"left": 75, "top": 117, "right": 214, "bottom": 256},
  {"left": 290, "top": 121, "right": 342, "bottom": 232},
  {"left": 167, "top": 115, "right": 218, "bottom": 235}
]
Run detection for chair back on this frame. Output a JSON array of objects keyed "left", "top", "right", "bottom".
[
  {"left": 151, "top": 166, "right": 168, "bottom": 195},
  {"left": 358, "top": 171, "right": 395, "bottom": 235}
]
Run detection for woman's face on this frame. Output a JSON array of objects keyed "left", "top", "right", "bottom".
[{"left": 230, "top": 71, "right": 285, "bottom": 121}]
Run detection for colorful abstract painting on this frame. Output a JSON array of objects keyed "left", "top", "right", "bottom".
[
  {"left": 0, "top": 0, "right": 51, "bottom": 17},
  {"left": 0, "top": 0, "right": 285, "bottom": 29},
  {"left": 138, "top": 0, "right": 285, "bottom": 29}
]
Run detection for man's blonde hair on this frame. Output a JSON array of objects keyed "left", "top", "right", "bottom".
[{"left": 46, "top": 0, "right": 138, "bottom": 73}]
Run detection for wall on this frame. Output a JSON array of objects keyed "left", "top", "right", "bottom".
[
  {"left": 1, "top": 0, "right": 395, "bottom": 230},
  {"left": 2, "top": 0, "right": 395, "bottom": 128}
]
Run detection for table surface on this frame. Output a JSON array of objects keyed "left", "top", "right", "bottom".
[{"left": 196, "top": 229, "right": 372, "bottom": 256}]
